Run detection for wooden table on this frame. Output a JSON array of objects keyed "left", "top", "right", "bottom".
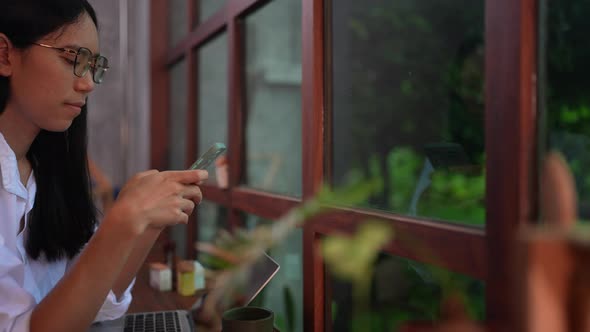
[
  {"left": 128, "top": 238, "right": 278, "bottom": 332},
  {"left": 125, "top": 234, "right": 225, "bottom": 332}
]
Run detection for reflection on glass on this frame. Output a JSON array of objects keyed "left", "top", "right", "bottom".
[
  {"left": 195, "top": 200, "right": 228, "bottom": 263},
  {"left": 540, "top": 0, "right": 590, "bottom": 222},
  {"left": 197, "top": 200, "right": 229, "bottom": 242},
  {"left": 195, "top": 0, "right": 227, "bottom": 25},
  {"left": 245, "top": 215, "right": 303, "bottom": 332},
  {"left": 244, "top": 0, "right": 302, "bottom": 196},
  {"left": 329, "top": 254, "right": 485, "bottom": 332},
  {"left": 169, "top": 0, "right": 188, "bottom": 47},
  {"left": 197, "top": 34, "right": 228, "bottom": 185},
  {"left": 331, "top": 1, "right": 485, "bottom": 225}
]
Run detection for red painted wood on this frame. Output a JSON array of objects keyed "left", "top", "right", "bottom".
[
  {"left": 185, "top": 0, "right": 199, "bottom": 258},
  {"left": 155, "top": 0, "right": 542, "bottom": 330},
  {"left": 227, "top": 19, "right": 245, "bottom": 188},
  {"left": 167, "top": 0, "right": 270, "bottom": 66},
  {"left": 310, "top": 210, "right": 486, "bottom": 280},
  {"left": 302, "top": 0, "right": 326, "bottom": 330},
  {"left": 231, "top": 188, "right": 301, "bottom": 220},
  {"left": 150, "top": 0, "right": 171, "bottom": 171},
  {"left": 485, "top": 0, "right": 537, "bottom": 330},
  {"left": 201, "top": 184, "right": 232, "bottom": 206}
]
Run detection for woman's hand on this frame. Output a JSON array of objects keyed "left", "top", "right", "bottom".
[{"left": 106, "top": 169, "right": 208, "bottom": 236}]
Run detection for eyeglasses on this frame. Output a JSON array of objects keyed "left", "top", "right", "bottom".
[{"left": 32, "top": 43, "right": 109, "bottom": 84}]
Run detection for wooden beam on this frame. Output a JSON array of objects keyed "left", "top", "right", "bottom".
[
  {"left": 485, "top": 0, "right": 537, "bottom": 329},
  {"left": 302, "top": 0, "right": 326, "bottom": 330},
  {"left": 149, "top": 0, "right": 170, "bottom": 171}
]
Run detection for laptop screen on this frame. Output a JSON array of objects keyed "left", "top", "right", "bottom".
[
  {"left": 244, "top": 253, "right": 280, "bottom": 304},
  {"left": 190, "top": 252, "right": 280, "bottom": 312}
]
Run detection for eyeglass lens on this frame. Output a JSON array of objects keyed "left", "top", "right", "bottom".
[
  {"left": 94, "top": 56, "right": 108, "bottom": 83},
  {"left": 74, "top": 47, "right": 108, "bottom": 83}
]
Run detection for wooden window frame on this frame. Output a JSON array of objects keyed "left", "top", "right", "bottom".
[{"left": 149, "top": 0, "right": 538, "bottom": 331}]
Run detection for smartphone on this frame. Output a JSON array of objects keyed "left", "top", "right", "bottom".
[{"left": 189, "top": 143, "right": 227, "bottom": 170}]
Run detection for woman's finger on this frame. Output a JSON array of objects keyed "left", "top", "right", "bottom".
[
  {"left": 179, "top": 197, "right": 196, "bottom": 215},
  {"left": 164, "top": 170, "right": 209, "bottom": 184},
  {"left": 137, "top": 169, "right": 159, "bottom": 178},
  {"left": 540, "top": 152, "right": 577, "bottom": 227},
  {"left": 176, "top": 208, "right": 189, "bottom": 224},
  {"left": 181, "top": 185, "right": 203, "bottom": 201}
]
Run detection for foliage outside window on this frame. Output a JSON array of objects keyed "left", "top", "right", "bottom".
[
  {"left": 541, "top": 0, "right": 590, "bottom": 222},
  {"left": 331, "top": 0, "right": 485, "bottom": 226}
]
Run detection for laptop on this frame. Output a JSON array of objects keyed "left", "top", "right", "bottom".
[{"left": 88, "top": 253, "right": 280, "bottom": 332}]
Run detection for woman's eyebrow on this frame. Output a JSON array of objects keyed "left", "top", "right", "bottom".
[
  {"left": 62, "top": 44, "right": 82, "bottom": 50},
  {"left": 62, "top": 44, "right": 100, "bottom": 55}
]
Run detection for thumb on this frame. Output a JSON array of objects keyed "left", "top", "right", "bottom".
[{"left": 539, "top": 152, "right": 577, "bottom": 227}]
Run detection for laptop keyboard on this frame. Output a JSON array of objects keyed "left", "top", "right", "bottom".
[{"left": 123, "top": 311, "right": 182, "bottom": 332}]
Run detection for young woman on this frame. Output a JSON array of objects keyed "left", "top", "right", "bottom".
[{"left": 0, "top": 1, "right": 207, "bottom": 331}]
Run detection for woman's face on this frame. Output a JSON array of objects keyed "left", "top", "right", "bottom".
[{"left": 6, "top": 13, "right": 99, "bottom": 133}]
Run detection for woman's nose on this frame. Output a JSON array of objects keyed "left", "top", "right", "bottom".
[{"left": 74, "top": 71, "right": 96, "bottom": 93}]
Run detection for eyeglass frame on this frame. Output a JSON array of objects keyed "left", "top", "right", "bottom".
[{"left": 32, "top": 42, "right": 109, "bottom": 84}]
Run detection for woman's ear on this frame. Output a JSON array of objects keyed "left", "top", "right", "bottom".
[{"left": 0, "top": 33, "right": 14, "bottom": 77}]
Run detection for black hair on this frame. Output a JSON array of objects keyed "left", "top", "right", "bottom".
[{"left": 0, "top": 0, "right": 99, "bottom": 261}]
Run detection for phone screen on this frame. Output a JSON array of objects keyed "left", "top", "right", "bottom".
[{"left": 189, "top": 143, "right": 227, "bottom": 170}]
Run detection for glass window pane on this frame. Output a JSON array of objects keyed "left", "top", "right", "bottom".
[
  {"left": 328, "top": 254, "right": 485, "bottom": 331},
  {"left": 539, "top": 0, "right": 590, "bottom": 222},
  {"left": 245, "top": 215, "right": 303, "bottom": 332},
  {"left": 193, "top": 201, "right": 229, "bottom": 262},
  {"left": 331, "top": 1, "right": 485, "bottom": 226},
  {"left": 243, "top": 0, "right": 302, "bottom": 197},
  {"left": 169, "top": 0, "right": 188, "bottom": 47},
  {"left": 197, "top": 34, "right": 229, "bottom": 185},
  {"left": 195, "top": 0, "right": 227, "bottom": 25},
  {"left": 197, "top": 201, "right": 229, "bottom": 242},
  {"left": 168, "top": 59, "right": 188, "bottom": 170}
]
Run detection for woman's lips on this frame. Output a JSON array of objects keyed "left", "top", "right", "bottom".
[{"left": 64, "top": 103, "right": 83, "bottom": 113}]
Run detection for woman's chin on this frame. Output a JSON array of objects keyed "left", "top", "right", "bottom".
[{"left": 43, "top": 120, "right": 75, "bottom": 133}]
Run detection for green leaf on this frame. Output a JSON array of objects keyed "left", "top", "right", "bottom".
[{"left": 322, "top": 221, "right": 394, "bottom": 282}]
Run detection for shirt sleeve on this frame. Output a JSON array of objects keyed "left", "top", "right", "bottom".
[
  {"left": 67, "top": 219, "right": 137, "bottom": 322},
  {"left": 93, "top": 278, "right": 136, "bottom": 322},
  {"left": 65, "top": 251, "right": 136, "bottom": 323},
  {"left": 0, "top": 237, "right": 35, "bottom": 332}
]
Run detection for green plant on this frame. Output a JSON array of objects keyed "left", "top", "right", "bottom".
[
  {"left": 197, "top": 179, "right": 383, "bottom": 312},
  {"left": 283, "top": 286, "right": 295, "bottom": 332},
  {"left": 197, "top": 177, "right": 483, "bottom": 331},
  {"left": 322, "top": 220, "right": 394, "bottom": 327}
]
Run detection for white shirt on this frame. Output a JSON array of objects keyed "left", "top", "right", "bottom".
[{"left": 0, "top": 133, "right": 133, "bottom": 331}]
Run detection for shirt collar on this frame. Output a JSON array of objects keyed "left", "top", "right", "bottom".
[{"left": 0, "top": 132, "right": 29, "bottom": 198}]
